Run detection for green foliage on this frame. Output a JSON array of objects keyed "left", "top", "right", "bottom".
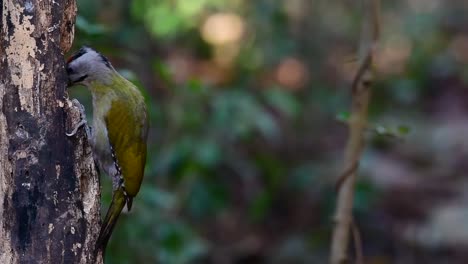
[
  {"left": 131, "top": 0, "right": 226, "bottom": 37},
  {"left": 75, "top": 15, "right": 107, "bottom": 35},
  {"left": 336, "top": 111, "right": 351, "bottom": 122}
]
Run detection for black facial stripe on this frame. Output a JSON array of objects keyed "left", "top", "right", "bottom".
[
  {"left": 99, "top": 54, "right": 111, "bottom": 68},
  {"left": 74, "top": 74, "right": 88, "bottom": 83}
]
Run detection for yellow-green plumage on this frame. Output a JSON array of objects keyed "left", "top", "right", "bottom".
[
  {"left": 100, "top": 77, "right": 147, "bottom": 197},
  {"left": 96, "top": 188, "right": 126, "bottom": 255},
  {"left": 66, "top": 47, "right": 149, "bottom": 256},
  {"left": 90, "top": 75, "right": 148, "bottom": 251},
  {"left": 106, "top": 100, "right": 146, "bottom": 196}
]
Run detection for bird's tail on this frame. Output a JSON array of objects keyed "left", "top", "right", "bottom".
[{"left": 95, "top": 187, "right": 127, "bottom": 256}]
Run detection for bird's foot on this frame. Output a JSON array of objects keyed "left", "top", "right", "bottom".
[
  {"left": 66, "top": 119, "right": 87, "bottom": 136},
  {"left": 66, "top": 99, "right": 91, "bottom": 138}
]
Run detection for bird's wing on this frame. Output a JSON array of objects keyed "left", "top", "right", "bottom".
[{"left": 105, "top": 96, "right": 148, "bottom": 197}]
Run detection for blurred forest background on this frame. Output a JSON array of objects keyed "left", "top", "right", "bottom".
[{"left": 68, "top": 0, "right": 468, "bottom": 263}]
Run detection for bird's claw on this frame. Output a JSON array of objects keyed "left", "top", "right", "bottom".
[
  {"left": 66, "top": 119, "right": 87, "bottom": 136},
  {"left": 66, "top": 99, "right": 91, "bottom": 138}
]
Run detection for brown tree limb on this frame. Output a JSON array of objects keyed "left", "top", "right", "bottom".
[
  {"left": 335, "top": 161, "right": 360, "bottom": 192},
  {"left": 329, "top": 0, "right": 380, "bottom": 263},
  {"left": 351, "top": 219, "right": 364, "bottom": 264}
]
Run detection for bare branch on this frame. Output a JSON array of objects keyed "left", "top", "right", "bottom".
[
  {"left": 329, "top": 0, "right": 381, "bottom": 263},
  {"left": 352, "top": 220, "right": 364, "bottom": 264}
]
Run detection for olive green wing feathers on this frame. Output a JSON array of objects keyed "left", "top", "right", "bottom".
[{"left": 104, "top": 92, "right": 148, "bottom": 197}]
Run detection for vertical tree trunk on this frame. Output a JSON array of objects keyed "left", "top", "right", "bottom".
[{"left": 0, "top": 0, "right": 102, "bottom": 263}]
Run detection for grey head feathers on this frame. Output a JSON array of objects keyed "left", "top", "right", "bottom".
[{"left": 66, "top": 46, "right": 114, "bottom": 86}]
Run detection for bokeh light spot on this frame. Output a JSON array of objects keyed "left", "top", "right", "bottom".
[
  {"left": 201, "top": 13, "right": 245, "bottom": 46},
  {"left": 275, "top": 57, "right": 308, "bottom": 90},
  {"left": 376, "top": 35, "right": 413, "bottom": 75}
]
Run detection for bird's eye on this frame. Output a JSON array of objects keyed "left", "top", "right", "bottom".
[{"left": 66, "top": 66, "right": 75, "bottom": 75}]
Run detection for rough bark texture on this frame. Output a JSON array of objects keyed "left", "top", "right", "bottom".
[{"left": 0, "top": 0, "right": 102, "bottom": 263}]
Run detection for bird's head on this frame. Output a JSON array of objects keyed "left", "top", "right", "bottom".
[{"left": 66, "top": 46, "right": 113, "bottom": 86}]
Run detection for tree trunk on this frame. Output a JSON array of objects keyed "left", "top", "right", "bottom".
[{"left": 0, "top": 0, "right": 102, "bottom": 263}]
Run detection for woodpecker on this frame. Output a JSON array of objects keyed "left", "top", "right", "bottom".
[{"left": 66, "top": 47, "right": 149, "bottom": 254}]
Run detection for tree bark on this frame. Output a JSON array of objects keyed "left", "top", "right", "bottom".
[{"left": 0, "top": 0, "right": 102, "bottom": 263}]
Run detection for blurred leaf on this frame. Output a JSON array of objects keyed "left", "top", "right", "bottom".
[
  {"left": 289, "top": 163, "right": 318, "bottom": 191},
  {"left": 157, "top": 222, "right": 207, "bottom": 264},
  {"left": 371, "top": 123, "right": 411, "bottom": 139},
  {"left": 187, "top": 181, "right": 227, "bottom": 219},
  {"left": 397, "top": 125, "right": 411, "bottom": 135},
  {"left": 194, "top": 139, "right": 222, "bottom": 168},
  {"left": 187, "top": 79, "right": 204, "bottom": 93},
  {"left": 212, "top": 90, "right": 280, "bottom": 140},
  {"left": 392, "top": 79, "right": 420, "bottom": 104},
  {"left": 354, "top": 180, "right": 379, "bottom": 213},
  {"left": 249, "top": 190, "right": 271, "bottom": 221},
  {"left": 255, "top": 153, "right": 285, "bottom": 190},
  {"left": 263, "top": 88, "right": 301, "bottom": 118},
  {"left": 375, "top": 125, "right": 388, "bottom": 135},
  {"left": 147, "top": 5, "right": 183, "bottom": 36},
  {"left": 75, "top": 15, "right": 107, "bottom": 35},
  {"left": 336, "top": 111, "right": 351, "bottom": 122},
  {"left": 131, "top": 0, "right": 225, "bottom": 38},
  {"left": 153, "top": 59, "right": 174, "bottom": 84},
  {"left": 140, "top": 186, "right": 177, "bottom": 211}
]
